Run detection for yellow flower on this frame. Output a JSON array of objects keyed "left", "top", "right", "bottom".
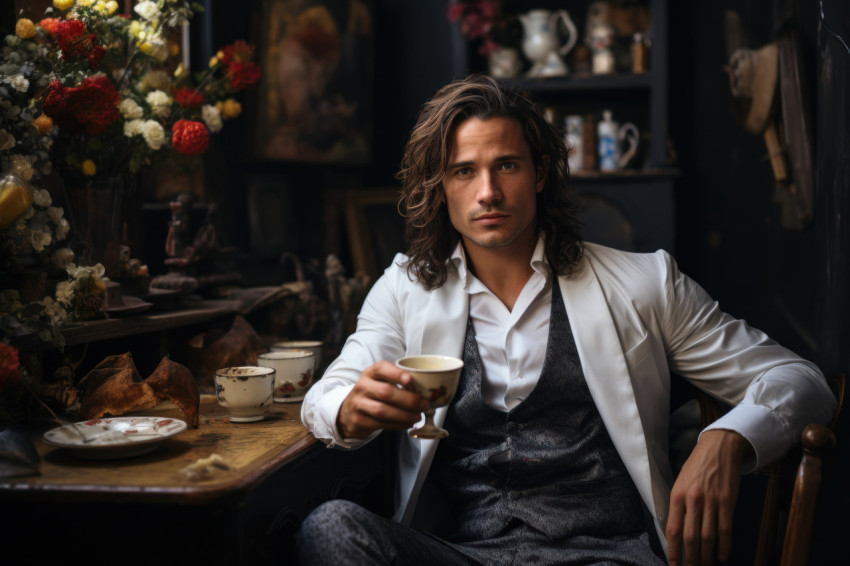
[
  {"left": 106, "top": 0, "right": 118, "bottom": 14},
  {"left": 208, "top": 55, "right": 219, "bottom": 68},
  {"left": 139, "top": 42, "right": 155, "bottom": 55},
  {"left": 15, "top": 18, "right": 36, "bottom": 39},
  {"left": 53, "top": 0, "right": 75, "bottom": 10},
  {"left": 218, "top": 98, "right": 242, "bottom": 119},
  {"left": 94, "top": 1, "right": 108, "bottom": 14},
  {"left": 81, "top": 160, "right": 97, "bottom": 176},
  {"left": 128, "top": 21, "right": 141, "bottom": 38},
  {"left": 174, "top": 63, "right": 186, "bottom": 78},
  {"left": 77, "top": 0, "right": 94, "bottom": 7},
  {"left": 32, "top": 115, "right": 53, "bottom": 135}
]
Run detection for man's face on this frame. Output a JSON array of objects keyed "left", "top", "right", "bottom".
[{"left": 442, "top": 116, "right": 548, "bottom": 256}]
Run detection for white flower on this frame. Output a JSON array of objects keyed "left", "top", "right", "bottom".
[
  {"left": 47, "top": 206, "right": 64, "bottom": 223},
  {"left": 9, "top": 74, "right": 29, "bottom": 92},
  {"left": 66, "top": 262, "right": 106, "bottom": 280},
  {"left": 145, "top": 90, "right": 172, "bottom": 118},
  {"left": 51, "top": 247, "right": 75, "bottom": 268},
  {"left": 134, "top": 1, "right": 160, "bottom": 21},
  {"left": 8, "top": 154, "right": 34, "bottom": 181},
  {"left": 119, "top": 98, "right": 143, "bottom": 119},
  {"left": 202, "top": 104, "right": 223, "bottom": 133},
  {"left": 55, "top": 217, "right": 70, "bottom": 240},
  {"left": 124, "top": 118, "right": 145, "bottom": 137},
  {"left": 33, "top": 188, "right": 51, "bottom": 207},
  {"left": 55, "top": 280, "right": 74, "bottom": 306},
  {"left": 0, "top": 129, "right": 15, "bottom": 150},
  {"left": 40, "top": 296, "right": 68, "bottom": 325},
  {"left": 140, "top": 70, "right": 171, "bottom": 92},
  {"left": 142, "top": 120, "right": 165, "bottom": 150},
  {"left": 30, "top": 229, "right": 51, "bottom": 253}
]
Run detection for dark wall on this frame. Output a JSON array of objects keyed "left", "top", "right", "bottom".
[{"left": 811, "top": 1, "right": 850, "bottom": 562}]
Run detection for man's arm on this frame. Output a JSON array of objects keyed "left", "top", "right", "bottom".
[
  {"left": 666, "top": 429, "right": 753, "bottom": 566},
  {"left": 301, "top": 256, "right": 415, "bottom": 447}
]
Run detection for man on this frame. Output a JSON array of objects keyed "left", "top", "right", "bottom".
[{"left": 298, "top": 75, "right": 835, "bottom": 565}]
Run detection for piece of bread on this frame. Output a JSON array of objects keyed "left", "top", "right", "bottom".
[
  {"left": 146, "top": 357, "right": 200, "bottom": 427},
  {"left": 78, "top": 353, "right": 200, "bottom": 428}
]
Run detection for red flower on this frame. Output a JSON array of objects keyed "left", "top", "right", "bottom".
[
  {"left": 0, "top": 344, "right": 21, "bottom": 395},
  {"left": 218, "top": 40, "right": 255, "bottom": 66},
  {"left": 227, "top": 61, "right": 260, "bottom": 90},
  {"left": 53, "top": 19, "right": 106, "bottom": 68},
  {"left": 171, "top": 119, "right": 209, "bottom": 155},
  {"left": 174, "top": 87, "right": 204, "bottom": 108},
  {"left": 43, "top": 76, "right": 120, "bottom": 136}
]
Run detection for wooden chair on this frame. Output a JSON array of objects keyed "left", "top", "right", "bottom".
[{"left": 695, "top": 373, "right": 845, "bottom": 565}]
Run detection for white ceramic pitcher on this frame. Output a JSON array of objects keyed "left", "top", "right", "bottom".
[{"left": 520, "top": 9, "right": 578, "bottom": 77}]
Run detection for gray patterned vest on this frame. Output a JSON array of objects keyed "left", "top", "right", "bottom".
[{"left": 432, "top": 281, "right": 656, "bottom": 547}]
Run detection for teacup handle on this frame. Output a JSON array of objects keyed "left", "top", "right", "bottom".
[
  {"left": 618, "top": 122, "right": 640, "bottom": 168},
  {"left": 554, "top": 10, "right": 578, "bottom": 56}
]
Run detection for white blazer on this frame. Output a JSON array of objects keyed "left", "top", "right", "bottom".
[{"left": 302, "top": 242, "right": 836, "bottom": 551}]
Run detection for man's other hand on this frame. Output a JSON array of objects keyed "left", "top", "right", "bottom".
[
  {"left": 666, "top": 429, "right": 754, "bottom": 566},
  {"left": 336, "top": 361, "right": 429, "bottom": 439}
]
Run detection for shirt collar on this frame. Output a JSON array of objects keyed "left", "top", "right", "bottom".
[{"left": 450, "top": 236, "right": 550, "bottom": 291}]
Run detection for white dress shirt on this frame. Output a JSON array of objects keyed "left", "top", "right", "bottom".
[{"left": 451, "top": 239, "right": 552, "bottom": 411}]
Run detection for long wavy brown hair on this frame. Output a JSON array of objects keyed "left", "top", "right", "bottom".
[{"left": 396, "top": 74, "right": 583, "bottom": 289}]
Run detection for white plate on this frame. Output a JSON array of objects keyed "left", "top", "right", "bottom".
[{"left": 43, "top": 416, "right": 188, "bottom": 459}]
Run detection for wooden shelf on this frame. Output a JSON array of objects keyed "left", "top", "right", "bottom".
[
  {"left": 501, "top": 72, "right": 654, "bottom": 93},
  {"left": 571, "top": 168, "right": 681, "bottom": 182},
  {"left": 55, "top": 300, "right": 241, "bottom": 347}
]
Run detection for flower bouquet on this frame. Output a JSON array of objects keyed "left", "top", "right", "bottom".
[
  {"left": 0, "top": 0, "right": 259, "bottom": 348},
  {"left": 2, "top": 0, "right": 259, "bottom": 179},
  {"left": 446, "top": 0, "right": 522, "bottom": 56}
]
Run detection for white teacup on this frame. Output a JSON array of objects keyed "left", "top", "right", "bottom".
[
  {"left": 396, "top": 355, "right": 464, "bottom": 439},
  {"left": 258, "top": 350, "right": 315, "bottom": 402},
  {"left": 213, "top": 366, "right": 275, "bottom": 422},
  {"left": 271, "top": 340, "right": 323, "bottom": 372}
]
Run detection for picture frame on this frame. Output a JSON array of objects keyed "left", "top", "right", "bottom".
[
  {"left": 254, "top": 0, "right": 375, "bottom": 164},
  {"left": 344, "top": 188, "right": 404, "bottom": 280}
]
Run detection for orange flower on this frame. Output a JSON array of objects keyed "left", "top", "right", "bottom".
[{"left": 32, "top": 114, "right": 54, "bottom": 135}]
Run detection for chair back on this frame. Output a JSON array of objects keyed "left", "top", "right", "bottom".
[{"left": 694, "top": 373, "right": 845, "bottom": 566}]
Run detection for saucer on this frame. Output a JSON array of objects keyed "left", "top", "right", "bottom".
[{"left": 43, "top": 416, "right": 187, "bottom": 459}]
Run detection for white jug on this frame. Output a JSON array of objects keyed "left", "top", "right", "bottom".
[{"left": 520, "top": 9, "right": 578, "bottom": 77}]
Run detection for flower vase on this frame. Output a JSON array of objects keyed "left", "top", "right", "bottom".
[{"left": 64, "top": 175, "right": 141, "bottom": 280}]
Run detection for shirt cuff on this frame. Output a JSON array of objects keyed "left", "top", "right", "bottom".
[
  {"left": 314, "top": 384, "right": 378, "bottom": 449},
  {"left": 702, "top": 403, "right": 792, "bottom": 473}
]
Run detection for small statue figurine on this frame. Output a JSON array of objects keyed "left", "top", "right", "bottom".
[{"left": 151, "top": 193, "right": 240, "bottom": 293}]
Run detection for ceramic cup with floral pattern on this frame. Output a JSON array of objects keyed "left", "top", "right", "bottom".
[
  {"left": 213, "top": 366, "right": 275, "bottom": 422},
  {"left": 271, "top": 340, "right": 323, "bottom": 373},
  {"left": 258, "top": 350, "right": 315, "bottom": 402}
]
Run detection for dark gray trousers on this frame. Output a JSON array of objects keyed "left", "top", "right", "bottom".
[{"left": 296, "top": 499, "right": 666, "bottom": 566}]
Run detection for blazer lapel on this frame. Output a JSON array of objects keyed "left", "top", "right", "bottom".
[{"left": 557, "top": 259, "right": 656, "bottom": 519}]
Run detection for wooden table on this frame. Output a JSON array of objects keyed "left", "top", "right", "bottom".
[{"left": 0, "top": 396, "right": 394, "bottom": 565}]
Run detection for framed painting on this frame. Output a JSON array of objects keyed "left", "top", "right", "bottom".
[{"left": 255, "top": 0, "right": 374, "bottom": 164}]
